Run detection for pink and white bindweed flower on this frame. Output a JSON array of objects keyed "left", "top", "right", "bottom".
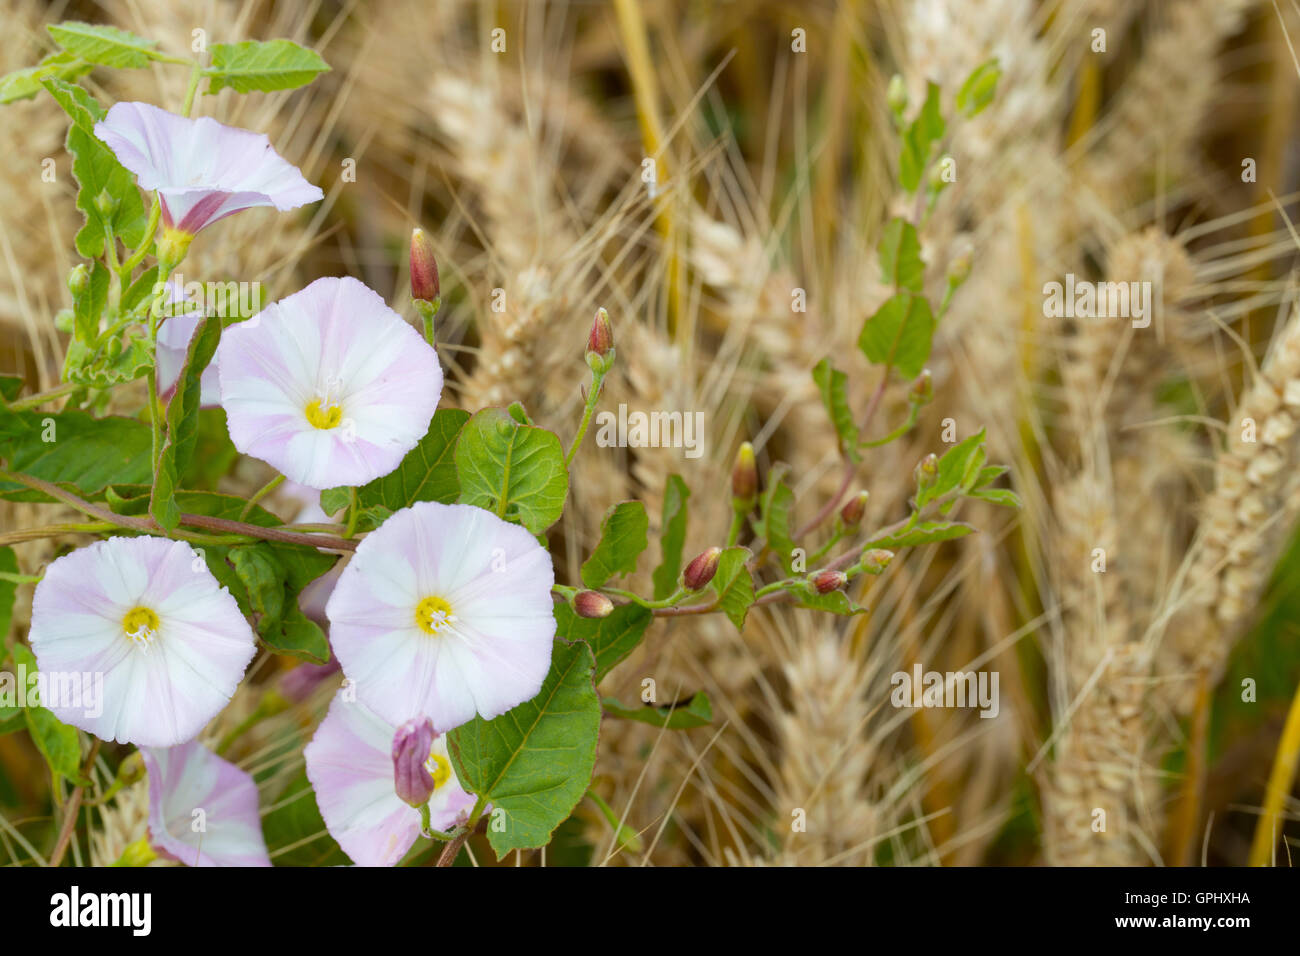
[
  {"left": 140, "top": 739, "right": 271, "bottom": 867},
  {"left": 216, "top": 276, "right": 443, "bottom": 489},
  {"left": 326, "top": 501, "right": 556, "bottom": 729},
  {"left": 93, "top": 102, "right": 323, "bottom": 241},
  {"left": 304, "top": 689, "right": 476, "bottom": 867},
  {"left": 28, "top": 536, "right": 256, "bottom": 747}
]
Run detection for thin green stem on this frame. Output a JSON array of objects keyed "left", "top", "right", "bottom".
[
  {"left": 241, "top": 474, "right": 285, "bottom": 521},
  {"left": 344, "top": 487, "right": 359, "bottom": 538},
  {"left": 564, "top": 371, "right": 606, "bottom": 468},
  {"left": 181, "top": 62, "right": 203, "bottom": 117},
  {"left": 119, "top": 198, "right": 162, "bottom": 278}
]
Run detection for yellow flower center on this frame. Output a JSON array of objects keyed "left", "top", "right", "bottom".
[
  {"left": 425, "top": 751, "right": 452, "bottom": 791},
  {"left": 121, "top": 606, "right": 160, "bottom": 644},
  {"left": 415, "top": 596, "right": 456, "bottom": 635},
  {"left": 305, "top": 398, "right": 343, "bottom": 430}
]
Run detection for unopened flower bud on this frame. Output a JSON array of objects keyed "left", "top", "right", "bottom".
[
  {"left": 860, "top": 549, "right": 894, "bottom": 574},
  {"left": 94, "top": 189, "right": 117, "bottom": 217},
  {"left": 586, "top": 308, "right": 615, "bottom": 373},
  {"left": 682, "top": 546, "right": 722, "bottom": 591},
  {"left": 910, "top": 369, "right": 933, "bottom": 405},
  {"left": 574, "top": 590, "right": 614, "bottom": 619},
  {"left": 840, "top": 491, "right": 869, "bottom": 526},
  {"left": 409, "top": 228, "right": 440, "bottom": 303},
  {"left": 68, "top": 264, "right": 89, "bottom": 298},
  {"left": 949, "top": 253, "right": 972, "bottom": 287},
  {"left": 732, "top": 442, "right": 757, "bottom": 503},
  {"left": 811, "top": 569, "right": 848, "bottom": 594},
  {"left": 392, "top": 717, "right": 436, "bottom": 808},
  {"left": 915, "top": 453, "right": 938, "bottom": 489},
  {"left": 887, "top": 74, "right": 908, "bottom": 115}
]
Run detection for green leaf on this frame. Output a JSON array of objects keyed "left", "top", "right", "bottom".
[
  {"left": 581, "top": 500, "right": 649, "bottom": 588},
  {"left": 973, "top": 464, "right": 1008, "bottom": 488},
  {"left": 455, "top": 408, "right": 568, "bottom": 534},
  {"left": 0, "top": 377, "right": 22, "bottom": 401},
  {"left": 812, "top": 359, "right": 860, "bottom": 461},
  {"left": 46, "top": 22, "right": 165, "bottom": 69},
  {"left": 64, "top": 337, "right": 154, "bottom": 388},
  {"left": 651, "top": 475, "right": 690, "bottom": 601},
  {"left": 261, "top": 768, "right": 349, "bottom": 866},
  {"left": 0, "top": 546, "right": 18, "bottom": 640},
  {"left": 899, "top": 81, "right": 945, "bottom": 192},
  {"left": 555, "top": 601, "right": 653, "bottom": 683},
  {"left": 448, "top": 639, "right": 601, "bottom": 858},
  {"left": 12, "top": 646, "right": 86, "bottom": 785},
  {"left": 970, "top": 486, "right": 1021, "bottom": 509},
  {"left": 857, "top": 292, "right": 934, "bottom": 380},
  {"left": 45, "top": 79, "right": 146, "bottom": 259},
  {"left": 215, "top": 541, "right": 333, "bottom": 664},
  {"left": 204, "top": 40, "right": 330, "bottom": 94},
  {"left": 710, "top": 546, "right": 755, "bottom": 632},
  {"left": 0, "top": 52, "right": 91, "bottom": 105},
  {"left": 151, "top": 316, "right": 221, "bottom": 531},
  {"left": 878, "top": 217, "right": 925, "bottom": 293},
  {"left": 753, "top": 463, "right": 797, "bottom": 573},
  {"left": 602, "top": 691, "right": 713, "bottom": 729},
  {"left": 0, "top": 411, "right": 152, "bottom": 501},
  {"left": 956, "top": 58, "right": 1001, "bottom": 117},
  {"left": 867, "top": 520, "right": 974, "bottom": 550},
  {"left": 335, "top": 408, "right": 468, "bottom": 531},
  {"left": 778, "top": 578, "right": 866, "bottom": 615},
  {"left": 70, "top": 260, "right": 109, "bottom": 343},
  {"left": 929, "top": 427, "right": 986, "bottom": 505}
]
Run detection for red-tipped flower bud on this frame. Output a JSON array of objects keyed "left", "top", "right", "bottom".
[
  {"left": 586, "top": 308, "right": 615, "bottom": 373},
  {"left": 811, "top": 569, "right": 848, "bottom": 594},
  {"left": 910, "top": 369, "right": 933, "bottom": 406},
  {"left": 732, "top": 442, "right": 757, "bottom": 503},
  {"left": 683, "top": 546, "right": 723, "bottom": 591},
  {"left": 574, "top": 590, "right": 614, "bottom": 619},
  {"left": 410, "top": 228, "right": 440, "bottom": 303},
  {"left": 840, "top": 490, "right": 869, "bottom": 526},
  {"left": 392, "top": 717, "right": 436, "bottom": 808}
]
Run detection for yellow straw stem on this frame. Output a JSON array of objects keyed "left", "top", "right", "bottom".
[{"left": 1249, "top": 674, "right": 1300, "bottom": 865}]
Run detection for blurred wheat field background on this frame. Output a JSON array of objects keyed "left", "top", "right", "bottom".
[{"left": 3, "top": 0, "right": 1300, "bottom": 867}]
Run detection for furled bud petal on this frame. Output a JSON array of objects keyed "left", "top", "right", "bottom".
[
  {"left": 574, "top": 590, "right": 614, "bottom": 619},
  {"left": 94, "top": 188, "right": 117, "bottom": 218},
  {"left": 392, "top": 717, "right": 436, "bottom": 808},
  {"left": 68, "top": 264, "right": 89, "bottom": 298},
  {"left": 586, "top": 308, "right": 615, "bottom": 373},
  {"left": 811, "top": 569, "right": 848, "bottom": 594},
  {"left": 860, "top": 549, "right": 894, "bottom": 574},
  {"left": 840, "top": 490, "right": 869, "bottom": 526},
  {"left": 732, "top": 442, "right": 757, "bottom": 503},
  {"left": 910, "top": 369, "right": 933, "bottom": 406},
  {"left": 914, "top": 453, "right": 939, "bottom": 489},
  {"left": 682, "top": 546, "right": 723, "bottom": 591},
  {"left": 409, "top": 228, "right": 440, "bottom": 303}
]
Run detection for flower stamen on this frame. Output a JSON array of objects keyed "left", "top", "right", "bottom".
[
  {"left": 122, "top": 606, "right": 161, "bottom": 645},
  {"left": 425, "top": 750, "right": 452, "bottom": 791},
  {"left": 414, "top": 596, "right": 456, "bottom": 635}
]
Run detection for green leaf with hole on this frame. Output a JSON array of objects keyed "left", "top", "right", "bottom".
[
  {"left": 455, "top": 408, "right": 568, "bottom": 534},
  {"left": 581, "top": 500, "right": 649, "bottom": 588},
  {"left": 204, "top": 40, "right": 330, "bottom": 94},
  {"left": 448, "top": 638, "right": 601, "bottom": 858}
]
